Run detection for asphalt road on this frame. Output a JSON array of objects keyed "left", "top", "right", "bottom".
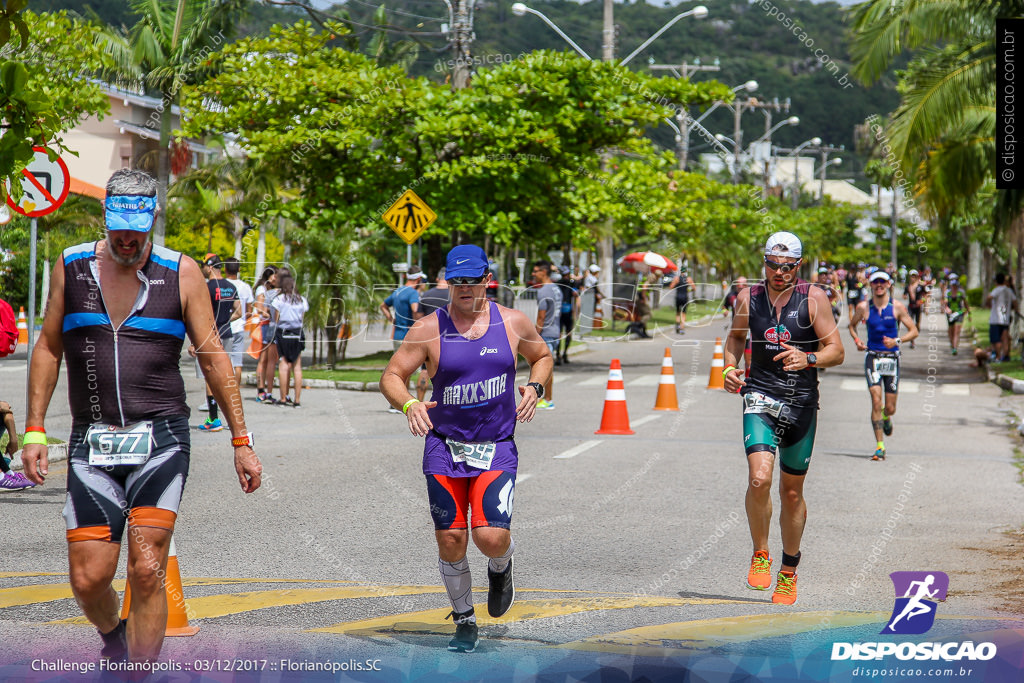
[{"left": 2, "top": 304, "right": 1023, "bottom": 682}]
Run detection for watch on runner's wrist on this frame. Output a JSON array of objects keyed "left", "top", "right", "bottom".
[
  {"left": 232, "top": 432, "right": 254, "bottom": 448},
  {"left": 805, "top": 353, "right": 817, "bottom": 367},
  {"left": 527, "top": 382, "right": 544, "bottom": 399}
]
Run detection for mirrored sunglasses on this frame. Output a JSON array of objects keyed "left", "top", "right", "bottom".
[{"left": 764, "top": 258, "right": 800, "bottom": 273}]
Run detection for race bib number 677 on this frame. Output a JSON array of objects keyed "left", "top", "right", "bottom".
[{"left": 86, "top": 422, "right": 153, "bottom": 466}]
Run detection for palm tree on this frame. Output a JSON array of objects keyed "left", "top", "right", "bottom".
[
  {"left": 848, "top": 0, "right": 1009, "bottom": 283},
  {"left": 93, "top": 0, "right": 250, "bottom": 247}
]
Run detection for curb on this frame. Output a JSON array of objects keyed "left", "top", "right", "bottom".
[
  {"left": 991, "top": 370, "right": 1024, "bottom": 394},
  {"left": 8, "top": 443, "right": 69, "bottom": 471}
]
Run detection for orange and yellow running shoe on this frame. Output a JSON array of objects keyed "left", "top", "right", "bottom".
[
  {"left": 772, "top": 570, "right": 798, "bottom": 605},
  {"left": 746, "top": 550, "right": 772, "bottom": 590}
]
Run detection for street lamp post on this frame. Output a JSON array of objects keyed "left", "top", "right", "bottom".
[
  {"left": 814, "top": 157, "right": 842, "bottom": 199},
  {"left": 787, "top": 136, "right": 821, "bottom": 210},
  {"left": 513, "top": 1, "right": 709, "bottom": 318}
]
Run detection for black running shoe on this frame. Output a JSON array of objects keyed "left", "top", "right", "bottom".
[
  {"left": 446, "top": 610, "right": 478, "bottom": 652},
  {"left": 99, "top": 618, "right": 128, "bottom": 661},
  {"left": 487, "top": 557, "right": 515, "bottom": 618},
  {"left": 882, "top": 416, "right": 893, "bottom": 436}
]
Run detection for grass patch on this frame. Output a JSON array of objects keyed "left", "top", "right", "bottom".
[
  {"left": 1014, "top": 447, "right": 1024, "bottom": 486},
  {"left": 993, "top": 364, "right": 1024, "bottom": 381},
  {"left": 302, "top": 368, "right": 384, "bottom": 384},
  {"left": 586, "top": 300, "right": 719, "bottom": 338},
  {"left": 331, "top": 350, "right": 394, "bottom": 368}
]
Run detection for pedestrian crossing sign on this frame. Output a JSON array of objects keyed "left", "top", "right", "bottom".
[{"left": 381, "top": 190, "right": 436, "bottom": 244}]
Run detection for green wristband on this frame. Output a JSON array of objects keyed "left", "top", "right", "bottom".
[
  {"left": 22, "top": 432, "right": 47, "bottom": 446},
  {"left": 722, "top": 365, "right": 737, "bottom": 379},
  {"left": 402, "top": 399, "right": 420, "bottom": 415}
]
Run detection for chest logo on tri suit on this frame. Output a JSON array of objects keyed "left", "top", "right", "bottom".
[{"left": 764, "top": 324, "right": 791, "bottom": 344}]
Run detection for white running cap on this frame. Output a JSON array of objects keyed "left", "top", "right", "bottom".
[
  {"left": 869, "top": 270, "right": 891, "bottom": 283},
  {"left": 764, "top": 231, "right": 802, "bottom": 259}
]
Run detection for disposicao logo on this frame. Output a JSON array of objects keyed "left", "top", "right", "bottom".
[
  {"left": 831, "top": 571, "right": 997, "bottom": 663},
  {"left": 882, "top": 571, "right": 948, "bottom": 635}
]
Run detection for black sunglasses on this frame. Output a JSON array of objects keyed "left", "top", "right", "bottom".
[
  {"left": 448, "top": 276, "right": 485, "bottom": 286},
  {"left": 764, "top": 258, "right": 801, "bottom": 273}
]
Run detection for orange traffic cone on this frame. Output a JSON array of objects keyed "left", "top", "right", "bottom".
[
  {"left": 121, "top": 536, "right": 200, "bottom": 636},
  {"left": 595, "top": 359, "right": 634, "bottom": 435},
  {"left": 17, "top": 307, "right": 27, "bottom": 345},
  {"left": 245, "top": 314, "right": 262, "bottom": 360},
  {"left": 654, "top": 347, "right": 679, "bottom": 411},
  {"left": 706, "top": 337, "right": 725, "bottom": 390}
]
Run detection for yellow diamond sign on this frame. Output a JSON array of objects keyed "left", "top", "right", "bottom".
[{"left": 381, "top": 190, "right": 436, "bottom": 245}]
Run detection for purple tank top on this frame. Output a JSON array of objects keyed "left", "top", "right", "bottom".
[{"left": 422, "top": 302, "right": 519, "bottom": 476}]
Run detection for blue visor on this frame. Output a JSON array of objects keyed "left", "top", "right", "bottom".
[{"left": 105, "top": 195, "right": 156, "bottom": 232}]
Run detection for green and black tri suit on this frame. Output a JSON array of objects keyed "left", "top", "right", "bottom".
[{"left": 741, "top": 281, "right": 820, "bottom": 475}]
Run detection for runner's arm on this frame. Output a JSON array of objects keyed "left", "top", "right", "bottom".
[
  {"left": 848, "top": 302, "right": 867, "bottom": 350},
  {"left": 893, "top": 301, "right": 919, "bottom": 345},
  {"left": 380, "top": 316, "right": 437, "bottom": 436},
  {"left": 22, "top": 260, "right": 67, "bottom": 485},
  {"left": 807, "top": 286, "right": 845, "bottom": 368},
  {"left": 722, "top": 288, "right": 749, "bottom": 393},
  {"left": 181, "top": 257, "right": 261, "bottom": 493},
  {"left": 508, "top": 308, "right": 553, "bottom": 422}
]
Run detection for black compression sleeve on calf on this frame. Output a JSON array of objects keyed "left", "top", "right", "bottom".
[
  {"left": 207, "top": 395, "right": 218, "bottom": 421},
  {"left": 871, "top": 420, "right": 884, "bottom": 431},
  {"left": 782, "top": 551, "right": 801, "bottom": 568}
]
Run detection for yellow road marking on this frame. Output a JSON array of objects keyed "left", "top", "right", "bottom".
[
  {"left": 49, "top": 585, "right": 447, "bottom": 625},
  {"left": 555, "top": 611, "right": 1012, "bottom": 655},
  {"left": 0, "top": 572, "right": 65, "bottom": 578},
  {"left": 312, "top": 596, "right": 754, "bottom": 635}
]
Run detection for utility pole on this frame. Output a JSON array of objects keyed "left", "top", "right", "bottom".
[
  {"left": 450, "top": 0, "right": 475, "bottom": 90},
  {"left": 597, "top": 0, "right": 615, "bottom": 321},
  {"left": 649, "top": 60, "right": 721, "bottom": 170},
  {"left": 816, "top": 144, "right": 844, "bottom": 199}
]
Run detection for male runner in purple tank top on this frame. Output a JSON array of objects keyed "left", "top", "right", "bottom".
[{"left": 381, "top": 244, "right": 552, "bottom": 653}]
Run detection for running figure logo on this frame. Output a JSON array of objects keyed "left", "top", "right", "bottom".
[{"left": 881, "top": 571, "right": 948, "bottom": 635}]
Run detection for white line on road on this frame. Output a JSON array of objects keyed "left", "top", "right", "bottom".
[
  {"left": 553, "top": 440, "right": 603, "bottom": 459},
  {"left": 627, "top": 375, "right": 661, "bottom": 386},
  {"left": 578, "top": 376, "right": 609, "bottom": 387},
  {"left": 517, "top": 473, "right": 533, "bottom": 483},
  {"left": 631, "top": 414, "right": 664, "bottom": 428}
]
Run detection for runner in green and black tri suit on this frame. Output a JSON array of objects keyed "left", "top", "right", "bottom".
[{"left": 723, "top": 231, "right": 845, "bottom": 606}]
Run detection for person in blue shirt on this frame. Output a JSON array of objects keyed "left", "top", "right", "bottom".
[{"left": 380, "top": 267, "right": 425, "bottom": 350}]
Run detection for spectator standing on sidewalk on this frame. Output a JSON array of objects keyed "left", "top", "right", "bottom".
[
  {"left": 253, "top": 266, "right": 280, "bottom": 403},
  {"left": 223, "top": 257, "right": 254, "bottom": 388},
  {"left": 532, "top": 260, "right": 561, "bottom": 409},
  {"left": 271, "top": 273, "right": 309, "bottom": 407}
]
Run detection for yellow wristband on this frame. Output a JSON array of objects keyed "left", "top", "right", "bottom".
[
  {"left": 402, "top": 399, "right": 420, "bottom": 415},
  {"left": 722, "top": 365, "right": 737, "bottom": 379},
  {"left": 22, "top": 432, "right": 48, "bottom": 446}
]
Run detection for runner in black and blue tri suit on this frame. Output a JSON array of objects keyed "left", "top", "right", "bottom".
[
  {"left": 723, "top": 232, "right": 845, "bottom": 606},
  {"left": 380, "top": 244, "right": 552, "bottom": 653},
  {"left": 847, "top": 270, "right": 918, "bottom": 461}
]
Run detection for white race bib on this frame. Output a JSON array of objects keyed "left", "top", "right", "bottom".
[
  {"left": 873, "top": 357, "right": 898, "bottom": 376},
  {"left": 86, "top": 422, "right": 154, "bottom": 466},
  {"left": 742, "top": 392, "right": 784, "bottom": 418},
  {"left": 446, "top": 438, "right": 496, "bottom": 471}
]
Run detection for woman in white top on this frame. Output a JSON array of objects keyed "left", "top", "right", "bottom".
[
  {"left": 254, "top": 266, "right": 280, "bottom": 403},
  {"left": 271, "top": 273, "right": 309, "bottom": 407}
]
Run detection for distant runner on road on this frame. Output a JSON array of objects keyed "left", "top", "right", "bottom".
[
  {"left": 380, "top": 244, "right": 553, "bottom": 653},
  {"left": 722, "top": 231, "right": 845, "bottom": 605},
  {"left": 19, "top": 169, "right": 261, "bottom": 664},
  {"left": 848, "top": 270, "right": 918, "bottom": 462}
]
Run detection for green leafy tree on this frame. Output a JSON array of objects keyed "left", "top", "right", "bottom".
[
  {"left": 1, "top": 8, "right": 110, "bottom": 195},
  {"left": 93, "top": 0, "right": 250, "bottom": 246}
]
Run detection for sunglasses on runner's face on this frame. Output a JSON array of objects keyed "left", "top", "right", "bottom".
[
  {"left": 764, "top": 258, "right": 801, "bottom": 273},
  {"left": 448, "top": 276, "right": 485, "bottom": 286}
]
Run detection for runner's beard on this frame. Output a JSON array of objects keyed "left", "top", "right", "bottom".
[{"left": 107, "top": 233, "right": 149, "bottom": 267}]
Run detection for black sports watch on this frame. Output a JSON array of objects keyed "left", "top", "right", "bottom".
[
  {"left": 805, "top": 353, "right": 817, "bottom": 367},
  {"left": 527, "top": 382, "right": 544, "bottom": 399}
]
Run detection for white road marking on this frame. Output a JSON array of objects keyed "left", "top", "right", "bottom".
[
  {"left": 631, "top": 414, "right": 664, "bottom": 428},
  {"left": 627, "top": 375, "right": 662, "bottom": 386},
  {"left": 553, "top": 440, "right": 603, "bottom": 459},
  {"left": 579, "top": 376, "right": 610, "bottom": 386},
  {"left": 517, "top": 473, "right": 533, "bottom": 483},
  {"left": 941, "top": 384, "right": 971, "bottom": 396}
]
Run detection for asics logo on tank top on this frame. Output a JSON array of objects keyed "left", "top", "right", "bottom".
[
  {"left": 480, "top": 347, "right": 498, "bottom": 356},
  {"left": 765, "top": 324, "right": 791, "bottom": 344},
  {"left": 442, "top": 375, "right": 508, "bottom": 406}
]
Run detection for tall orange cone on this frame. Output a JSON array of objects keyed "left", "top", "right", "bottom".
[
  {"left": 121, "top": 536, "right": 200, "bottom": 636},
  {"left": 595, "top": 359, "right": 634, "bottom": 435},
  {"left": 17, "top": 307, "right": 27, "bottom": 345},
  {"left": 706, "top": 337, "right": 725, "bottom": 390},
  {"left": 653, "top": 347, "right": 679, "bottom": 411}
]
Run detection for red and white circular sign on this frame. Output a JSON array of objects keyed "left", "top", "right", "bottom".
[{"left": 5, "top": 147, "right": 71, "bottom": 218}]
